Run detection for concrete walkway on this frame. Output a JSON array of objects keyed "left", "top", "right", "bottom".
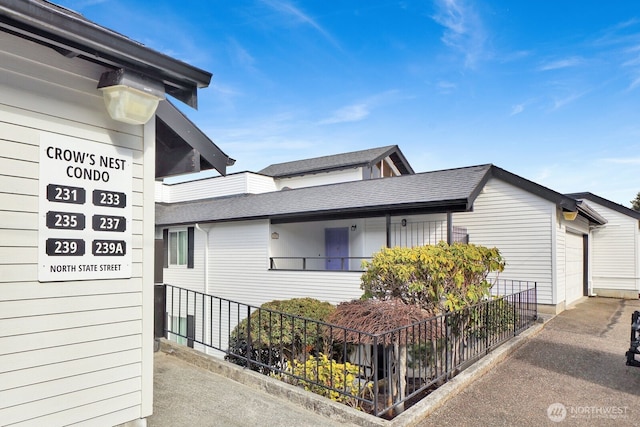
[
  {"left": 420, "top": 297, "right": 640, "bottom": 426},
  {"left": 149, "top": 297, "right": 640, "bottom": 427}
]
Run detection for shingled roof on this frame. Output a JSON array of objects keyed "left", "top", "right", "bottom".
[
  {"left": 567, "top": 192, "right": 640, "bottom": 220},
  {"left": 157, "top": 163, "right": 594, "bottom": 227},
  {"left": 157, "top": 164, "right": 491, "bottom": 226},
  {"left": 258, "top": 145, "right": 414, "bottom": 178}
]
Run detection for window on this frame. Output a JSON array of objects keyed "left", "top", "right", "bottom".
[
  {"left": 169, "top": 230, "right": 188, "bottom": 266},
  {"left": 163, "top": 226, "right": 194, "bottom": 269},
  {"left": 167, "top": 314, "right": 194, "bottom": 348}
]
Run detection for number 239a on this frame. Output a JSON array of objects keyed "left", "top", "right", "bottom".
[{"left": 93, "top": 240, "right": 126, "bottom": 256}]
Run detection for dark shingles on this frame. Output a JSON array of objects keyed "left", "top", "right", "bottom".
[
  {"left": 156, "top": 164, "right": 492, "bottom": 226},
  {"left": 258, "top": 145, "right": 409, "bottom": 178}
]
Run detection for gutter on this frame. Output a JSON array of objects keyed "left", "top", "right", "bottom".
[{"left": 0, "top": 0, "right": 211, "bottom": 107}]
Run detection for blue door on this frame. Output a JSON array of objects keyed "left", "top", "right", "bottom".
[{"left": 325, "top": 227, "right": 349, "bottom": 270}]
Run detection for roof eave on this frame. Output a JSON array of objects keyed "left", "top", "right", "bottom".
[
  {"left": 567, "top": 192, "right": 640, "bottom": 220},
  {"left": 367, "top": 145, "right": 414, "bottom": 175},
  {"left": 0, "top": 0, "right": 211, "bottom": 108},
  {"left": 489, "top": 165, "right": 577, "bottom": 211},
  {"left": 156, "top": 101, "right": 231, "bottom": 177}
]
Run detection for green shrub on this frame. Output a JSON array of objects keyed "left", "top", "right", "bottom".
[
  {"left": 287, "top": 353, "right": 366, "bottom": 407},
  {"left": 226, "top": 298, "right": 336, "bottom": 369}
]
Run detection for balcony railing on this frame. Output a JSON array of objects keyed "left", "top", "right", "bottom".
[
  {"left": 160, "top": 280, "right": 537, "bottom": 418},
  {"left": 269, "top": 256, "right": 372, "bottom": 271}
]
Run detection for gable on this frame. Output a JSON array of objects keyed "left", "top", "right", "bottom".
[{"left": 259, "top": 145, "right": 413, "bottom": 178}]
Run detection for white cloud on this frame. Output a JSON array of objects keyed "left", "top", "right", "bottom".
[
  {"left": 227, "top": 38, "right": 256, "bottom": 72},
  {"left": 538, "top": 56, "right": 584, "bottom": 71},
  {"left": 318, "top": 90, "right": 402, "bottom": 125},
  {"left": 319, "top": 104, "right": 370, "bottom": 124},
  {"left": 603, "top": 157, "right": 640, "bottom": 165},
  {"left": 510, "top": 104, "right": 525, "bottom": 116},
  {"left": 551, "top": 92, "right": 586, "bottom": 110},
  {"left": 259, "top": 0, "right": 340, "bottom": 49},
  {"left": 437, "top": 80, "right": 457, "bottom": 94},
  {"left": 431, "top": 0, "right": 487, "bottom": 68},
  {"left": 628, "top": 74, "right": 640, "bottom": 90}
]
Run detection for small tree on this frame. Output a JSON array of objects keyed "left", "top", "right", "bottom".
[
  {"left": 632, "top": 192, "right": 640, "bottom": 212},
  {"left": 360, "top": 242, "right": 505, "bottom": 313},
  {"left": 360, "top": 243, "right": 506, "bottom": 382}
]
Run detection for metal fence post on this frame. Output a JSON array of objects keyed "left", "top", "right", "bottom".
[
  {"left": 246, "top": 305, "right": 253, "bottom": 369},
  {"left": 154, "top": 284, "right": 166, "bottom": 339}
]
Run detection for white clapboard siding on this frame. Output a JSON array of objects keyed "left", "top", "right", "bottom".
[
  {"left": 0, "top": 292, "right": 141, "bottom": 319},
  {"left": 0, "top": 319, "right": 141, "bottom": 356},
  {"left": 454, "top": 178, "right": 555, "bottom": 304},
  {"left": 43, "top": 397, "right": 142, "bottom": 427},
  {"left": 274, "top": 168, "right": 363, "bottom": 190},
  {"left": 246, "top": 172, "right": 279, "bottom": 193},
  {"left": 586, "top": 202, "right": 639, "bottom": 291},
  {"left": 0, "top": 335, "right": 140, "bottom": 373},
  {"left": 0, "top": 348, "right": 141, "bottom": 393},
  {"left": 207, "top": 220, "right": 363, "bottom": 307},
  {"left": 160, "top": 172, "right": 278, "bottom": 203},
  {"left": 0, "top": 32, "right": 149, "bottom": 425},
  {"left": 0, "top": 306, "right": 141, "bottom": 337},
  {"left": 2, "top": 363, "right": 141, "bottom": 409},
  {"left": 0, "top": 193, "right": 38, "bottom": 212},
  {"left": 162, "top": 228, "right": 207, "bottom": 295},
  {"left": 0, "top": 278, "right": 143, "bottom": 301},
  {"left": 0, "top": 211, "right": 38, "bottom": 230},
  {"left": 1, "top": 381, "right": 141, "bottom": 426}
]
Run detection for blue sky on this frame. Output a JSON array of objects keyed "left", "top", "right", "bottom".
[{"left": 60, "top": 1, "right": 639, "bottom": 206}]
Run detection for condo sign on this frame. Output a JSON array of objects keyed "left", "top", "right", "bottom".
[{"left": 38, "top": 133, "right": 133, "bottom": 282}]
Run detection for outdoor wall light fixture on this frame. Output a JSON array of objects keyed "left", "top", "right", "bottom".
[
  {"left": 562, "top": 211, "right": 578, "bottom": 221},
  {"left": 401, "top": 219, "right": 407, "bottom": 227},
  {"left": 351, "top": 224, "right": 357, "bottom": 231},
  {"left": 98, "top": 69, "right": 165, "bottom": 125},
  {"left": 271, "top": 232, "right": 280, "bottom": 239}
]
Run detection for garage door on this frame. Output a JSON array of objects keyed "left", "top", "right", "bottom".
[{"left": 565, "top": 232, "right": 584, "bottom": 305}]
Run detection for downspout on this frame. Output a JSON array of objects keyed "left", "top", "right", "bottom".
[
  {"left": 195, "top": 223, "right": 210, "bottom": 295},
  {"left": 446, "top": 212, "right": 453, "bottom": 244},
  {"left": 550, "top": 206, "right": 558, "bottom": 307}
]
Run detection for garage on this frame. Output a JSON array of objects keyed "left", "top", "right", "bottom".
[{"left": 565, "top": 232, "right": 586, "bottom": 305}]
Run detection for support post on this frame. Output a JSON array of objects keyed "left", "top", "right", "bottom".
[
  {"left": 386, "top": 214, "right": 391, "bottom": 248},
  {"left": 154, "top": 284, "right": 166, "bottom": 339},
  {"left": 446, "top": 212, "right": 453, "bottom": 244}
]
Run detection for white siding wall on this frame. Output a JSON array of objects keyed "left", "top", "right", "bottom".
[
  {"left": 270, "top": 219, "right": 367, "bottom": 271},
  {"left": 247, "top": 173, "right": 280, "bottom": 194},
  {"left": 587, "top": 202, "right": 640, "bottom": 293},
  {"left": 206, "top": 220, "right": 363, "bottom": 305},
  {"left": 162, "top": 227, "right": 207, "bottom": 294},
  {"left": 274, "top": 168, "right": 363, "bottom": 190},
  {"left": 157, "top": 172, "right": 277, "bottom": 203},
  {"left": 364, "top": 217, "right": 387, "bottom": 257},
  {"left": 0, "top": 35, "right": 151, "bottom": 425},
  {"left": 453, "top": 178, "right": 556, "bottom": 304}
]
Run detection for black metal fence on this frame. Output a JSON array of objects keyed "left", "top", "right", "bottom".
[
  {"left": 160, "top": 280, "right": 536, "bottom": 418},
  {"left": 269, "top": 256, "right": 372, "bottom": 271}
]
